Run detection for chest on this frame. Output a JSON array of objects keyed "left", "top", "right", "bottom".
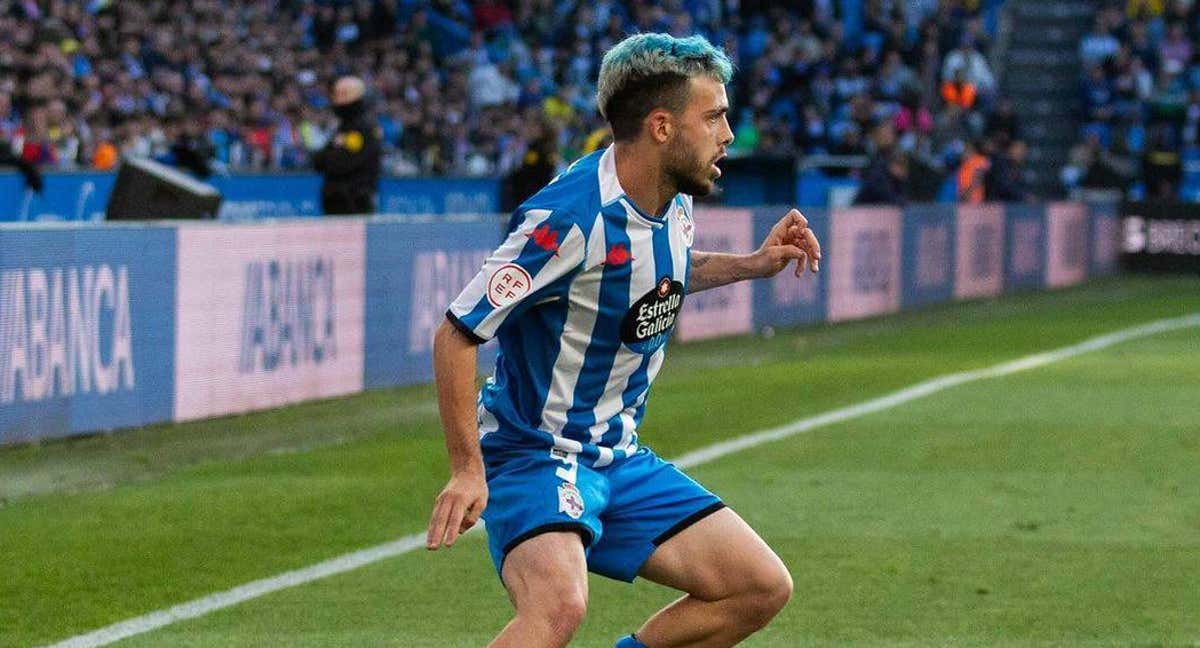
[{"left": 566, "top": 204, "right": 693, "bottom": 353}]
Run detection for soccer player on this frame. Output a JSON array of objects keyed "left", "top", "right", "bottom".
[{"left": 426, "top": 33, "right": 822, "bottom": 648}]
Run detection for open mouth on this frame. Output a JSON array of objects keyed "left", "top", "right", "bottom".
[{"left": 711, "top": 153, "right": 725, "bottom": 177}]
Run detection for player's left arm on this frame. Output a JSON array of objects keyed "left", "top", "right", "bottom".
[{"left": 688, "top": 208, "right": 821, "bottom": 293}]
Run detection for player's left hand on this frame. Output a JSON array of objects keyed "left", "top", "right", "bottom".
[{"left": 752, "top": 208, "right": 821, "bottom": 278}]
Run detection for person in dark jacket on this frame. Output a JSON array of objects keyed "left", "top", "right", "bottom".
[
  {"left": 171, "top": 117, "right": 215, "bottom": 178},
  {"left": 312, "top": 76, "right": 381, "bottom": 215},
  {"left": 854, "top": 152, "right": 908, "bottom": 205},
  {"left": 504, "top": 120, "right": 558, "bottom": 212},
  {"left": 985, "top": 138, "right": 1029, "bottom": 202},
  {"left": 854, "top": 122, "right": 908, "bottom": 206},
  {"left": 0, "top": 136, "right": 43, "bottom": 195}
]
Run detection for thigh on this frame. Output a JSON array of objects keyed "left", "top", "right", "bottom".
[
  {"left": 501, "top": 530, "right": 589, "bottom": 611},
  {"left": 481, "top": 447, "right": 608, "bottom": 577},
  {"left": 637, "top": 506, "right": 789, "bottom": 601},
  {"left": 586, "top": 449, "right": 724, "bottom": 582}
]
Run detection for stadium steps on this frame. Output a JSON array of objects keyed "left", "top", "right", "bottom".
[
  {"left": 998, "top": 0, "right": 1097, "bottom": 198},
  {"left": 1008, "top": 25, "right": 1079, "bottom": 48}
]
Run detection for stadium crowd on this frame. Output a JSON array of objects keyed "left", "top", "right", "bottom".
[
  {"left": 0, "top": 0, "right": 1010, "bottom": 202},
  {"left": 1066, "top": 0, "right": 1200, "bottom": 200}
]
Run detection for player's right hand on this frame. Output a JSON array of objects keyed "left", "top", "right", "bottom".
[{"left": 426, "top": 469, "right": 488, "bottom": 550}]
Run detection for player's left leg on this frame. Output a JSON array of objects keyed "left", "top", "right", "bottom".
[
  {"left": 628, "top": 507, "right": 792, "bottom": 648},
  {"left": 587, "top": 448, "right": 791, "bottom": 648}
]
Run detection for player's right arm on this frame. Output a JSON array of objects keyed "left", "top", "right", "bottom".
[
  {"left": 426, "top": 319, "right": 487, "bottom": 551},
  {"left": 426, "top": 208, "right": 587, "bottom": 550}
]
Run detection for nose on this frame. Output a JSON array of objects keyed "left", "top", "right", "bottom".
[{"left": 720, "top": 114, "right": 734, "bottom": 147}]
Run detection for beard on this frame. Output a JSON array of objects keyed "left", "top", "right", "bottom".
[{"left": 665, "top": 136, "right": 717, "bottom": 197}]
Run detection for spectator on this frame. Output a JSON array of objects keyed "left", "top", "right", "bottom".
[
  {"left": 875, "top": 50, "right": 916, "bottom": 103},
  {"left": 984, "top": 97, "right": 1021, "bottom": 143},
  {"left": 855, "top": 123, "right": 908, "bottom": 206},
  {"left": 170, "top": 118, "right": 215, "bottom": 178},
  {"left": 940, "top": 68, "right": 978, "bottom": 110},
  {"left": 504, "top": 119, "right": 558, "bottom": 211},
  {"left": 893, "top": 87, "right": 934, "bottom": 138},
  {"left": 1158, "top": 22, "right": 1192, "bottom": 76},
  {"left": 312, "top": 76, "right": 381, "bottom": 215},
  {"left": 1126, "top": 20, "right": 1158, "bottom": 70},
  {"left": 1082, "top": 64, "right": 1115, "bottom": 123},
  {"left": 1142, "top": 123, "right": 1182, "bottom": 199},
  {"left": 985, "top": 139, "right": 1028, "bottom": 202},
  {"left": 941, "top": 36, "right": 995, "bottom": 100},
  {"left": 0, "top": 132, "right": 43, "bottom": 194},
  {"left": 956, "top": 139, "right": 990, "bottom": 203},
  {"left": 1080, "top": 16, "right": 1120, "bottom": 68},
  {"left": 1126, "top": 0, "right": 1164, "bottom": 19},
  {"left": 0, "top": 0, "right": 1008, "bottom": 188}
]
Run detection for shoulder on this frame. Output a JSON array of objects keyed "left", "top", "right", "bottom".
[{"left": 515, "top": 150, "right": 606, "bottom": 236}]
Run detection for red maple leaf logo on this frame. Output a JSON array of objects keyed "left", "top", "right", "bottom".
[
  {"left": 605, "top": 243, "right": 632, "bottom": 266},
  {"left": 528, "top": 223, "right": 560, "bottom": 254}
]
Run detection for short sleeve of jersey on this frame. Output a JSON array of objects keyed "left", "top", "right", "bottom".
[{"left": 446, "top": 209, "right": 586, "bottom": 343}]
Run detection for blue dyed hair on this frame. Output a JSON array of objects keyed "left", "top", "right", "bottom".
[{"left": 597, "top": 33, "right": 733, "bottom": 141}]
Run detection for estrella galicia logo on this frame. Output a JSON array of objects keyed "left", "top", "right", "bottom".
[{"left": 620, "top": 276, "right": 683, "bottom": 354}]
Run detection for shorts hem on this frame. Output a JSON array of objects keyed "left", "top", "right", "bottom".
[
  {"left": 498, "top": 521, "right": 594, "bottom": 576},
  {"left": 651, "top": 501, "right": 726, "bottom": 547}
]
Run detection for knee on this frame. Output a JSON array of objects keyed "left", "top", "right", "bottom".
[
  {"left": 735, "top": 565, "right": 793, "bottom": 630},
  {"left": 548, "top": 590, "right": 588, "bottom": 636},
  {"left": 523, "top": 585, "right": 588, "bottom": 639}
]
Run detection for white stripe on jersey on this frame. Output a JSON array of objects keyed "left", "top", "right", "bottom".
[
  {"left": 587, "top": 208, "right": 657, "bottom": 444},
  {"left": 478, "top": 389, "right": 499, "bottom": 438},
  {"left": 599, "top": 149, "right": 623, "bottom": 205},
  {"left": 668, "top": 197, "right": 692, "bottom": 282},
  {"left": 539, "top": 215, "right": 608, "bottom": 435}
]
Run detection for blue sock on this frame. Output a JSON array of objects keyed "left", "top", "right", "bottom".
[{"left": 614, "top": 634, "right": 649, "bottom": 648}]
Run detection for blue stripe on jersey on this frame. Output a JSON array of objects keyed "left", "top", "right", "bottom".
[
  {"left": 564, "top": 202, "right": 631, "bottom": 436},
  {"left": 596, "top": 352, "right": 652, "bottom": 452},
  {"left": 597, "top": 219, "right": 676, "bottom": 452},
  {"left": 499, "top": 296, "right": 571, "bottom": 435}
]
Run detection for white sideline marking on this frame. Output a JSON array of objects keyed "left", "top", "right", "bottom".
[{"left": 45, "top": 313, "right": 1200, "bottom": 648}]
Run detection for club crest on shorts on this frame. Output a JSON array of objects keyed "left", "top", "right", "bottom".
[{"left": 558, "top": 482, "right": 584, "bottom": 519}]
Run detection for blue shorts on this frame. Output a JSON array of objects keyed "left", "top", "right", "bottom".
[{"left": 481, "top": 444, "right": 724, "bottom": 583}]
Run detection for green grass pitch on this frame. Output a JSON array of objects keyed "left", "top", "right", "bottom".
[{"left": 2, "top": 275, "right": 1198, "bottom": 647}]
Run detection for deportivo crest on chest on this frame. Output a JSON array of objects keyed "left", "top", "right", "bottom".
[{"left": 620, "top": 275, "right": 684, "bottom": 355}]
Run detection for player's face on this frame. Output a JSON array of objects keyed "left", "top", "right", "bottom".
[{"left": 666, "top": 76, "right": 733, "bottom": 197}]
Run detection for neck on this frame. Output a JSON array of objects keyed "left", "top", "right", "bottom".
[{"left": 613, "top": 139, "right": 675, "bottom": 218}]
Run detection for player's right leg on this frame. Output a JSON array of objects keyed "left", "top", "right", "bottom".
[
  {"left": 489, "top": 530, "right": 590, "bottom": 648},
  {"left": 480, "top": 444, "right": 606, "bottom": 647}
]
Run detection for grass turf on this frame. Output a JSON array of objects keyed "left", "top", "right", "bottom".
[{"left": 2, "top": 275, "right": 1198, "bottom": 647}]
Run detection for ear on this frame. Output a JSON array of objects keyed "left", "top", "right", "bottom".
[{"left": 646, "top": 108, "right": 674, "bottom": 144}]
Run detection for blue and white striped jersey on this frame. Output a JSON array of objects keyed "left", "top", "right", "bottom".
[{"left": 447, "top": 146, "right": 696, "bottom": 468}]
